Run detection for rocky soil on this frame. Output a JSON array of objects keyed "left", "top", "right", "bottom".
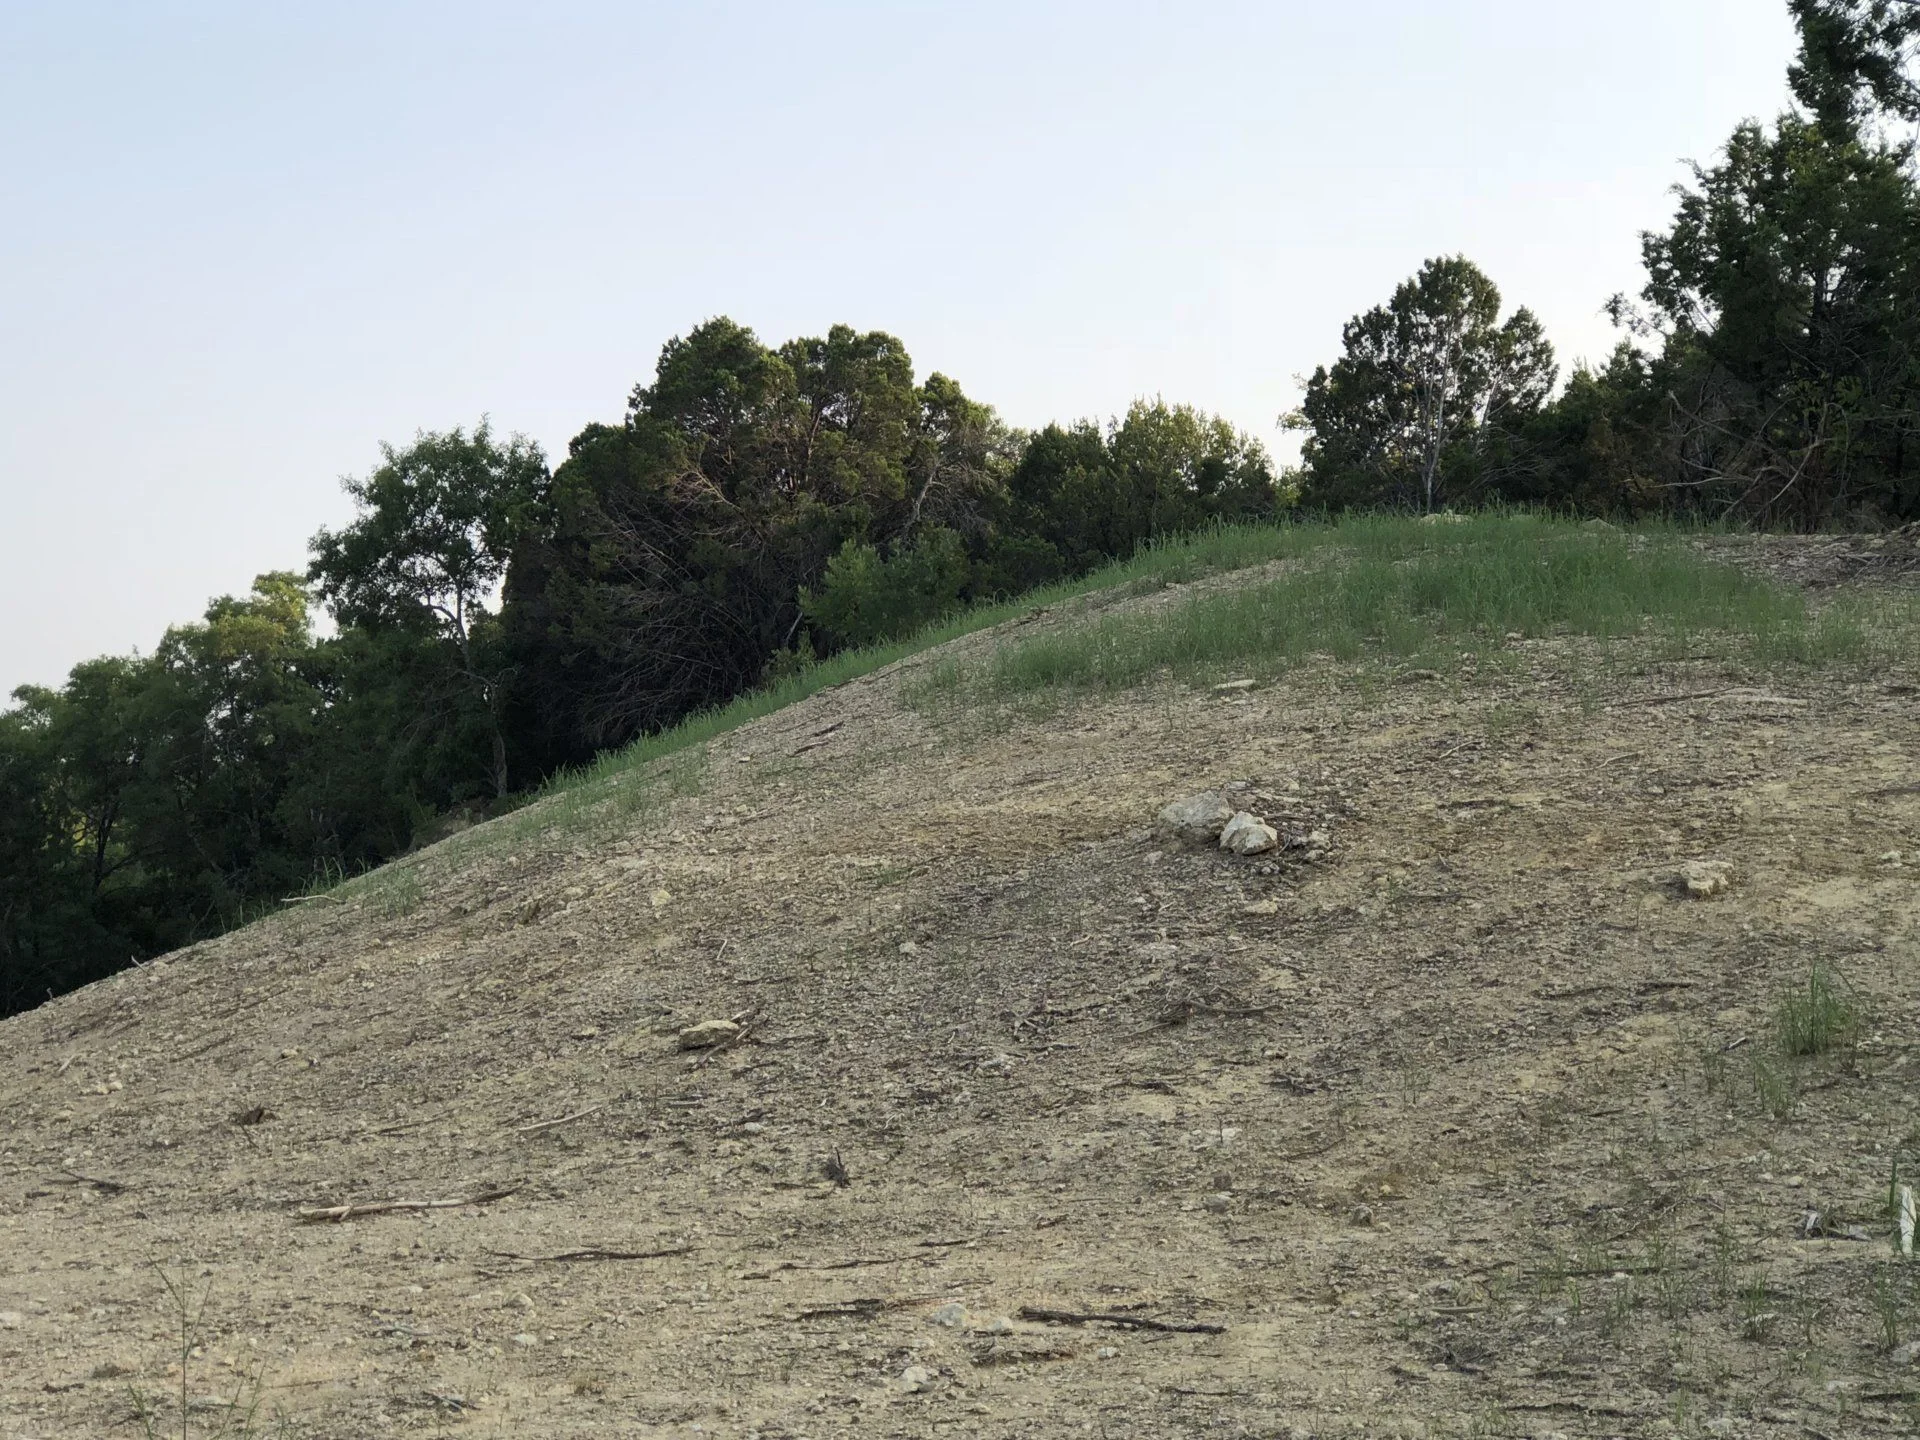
[{"left": 3, "top": 537, "right": 1919, "bottom": 1439}]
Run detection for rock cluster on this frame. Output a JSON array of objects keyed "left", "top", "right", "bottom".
[{"left": 1157, "top": 790, "right": 1322, "bottom": 859}]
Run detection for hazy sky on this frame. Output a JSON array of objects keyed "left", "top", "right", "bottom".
[{"left": 2, "top": 1, "right": 1799, "bottom": 696}]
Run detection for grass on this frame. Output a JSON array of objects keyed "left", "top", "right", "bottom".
[
  {"left": 913, "top": 512, "right": 1913, "bottom": 706},
  {"left": 1773, "top": 963, "right": 1864, "bottom": 1058},
  {"left": 129, "top": 1263, "right": 283, "bottom": 1439}
]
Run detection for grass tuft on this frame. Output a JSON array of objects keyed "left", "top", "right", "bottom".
[{"left": 1773, "top": 963, "right": 1864, "bottom": 1059}]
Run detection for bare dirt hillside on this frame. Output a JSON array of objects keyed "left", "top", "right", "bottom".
[{"left": 4, "top": 540, "right": 1919, "bottom": 1440}]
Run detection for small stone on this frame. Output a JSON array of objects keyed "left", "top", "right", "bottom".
[
  {"left": 1241, "top": 899, "right": 1280, "bottom": 917},
  {"left": 927, "top": 1301, "right": 966, "bottom": 1329},
  {"left": 1219, "top": 812, "right": 1279, "bottom": 856},
  {"left": 1892, "top": 1340, "right": 1918, "bottom": 1366},
  {"left": 1672, "top": 859, "right": 1734, "bottom": 898},
  {"left": 649, "top": 888, "right": 672, "bottom": 909},
  {"left": 0, "top": 1312, "right": 22, "bottom": 1330},
  {"left": 676, "top": 1019, "right": 741, "bottom": 1051},
  {"left": 1159, "top": 792, "right": 1234, "bottom": 843},
  {"left": 1398, "top": 668, "right": 1441, "bottom": 683},
  {"left": 1213, "top": 679, "right": 1256, "bottom": 692},
  {"left": 1096, "top": 1345, "right": 1118, "bottom": 1359},
  {"left": 1203, "top": 1193, "right": 1232, "bottom": 1214},
  {"left": 897, "top": 1363, "right": 935, "bottom": 1394},
  {"left": 511, "top": 1333, "right": 538, "bottom": 1348}
]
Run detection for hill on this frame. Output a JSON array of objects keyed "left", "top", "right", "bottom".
[{"left": 3, "top": 518, "right": 1919, "bottom": 1439}]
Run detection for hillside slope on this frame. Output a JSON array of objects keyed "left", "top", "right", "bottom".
[{"left": 4, "top": 534, "right": 1919, "bottom": 1439}]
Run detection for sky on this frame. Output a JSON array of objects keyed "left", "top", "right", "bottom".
[{"left": 0, "top": 0, "right": 1801, "bottom": 697}]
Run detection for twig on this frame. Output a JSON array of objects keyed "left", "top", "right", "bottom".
[
  {"left": 741, "top": 1253, "right": 924, "bottom": 1278},
  {"left": 789, "top": 1299, "right": 888, "bottom": 1320},
  {"left": 58, "top": 1168, "right": 131, "bottom": 1194},
  {"left": 513, "top": 1103, "right": 607, "bottom": 1135},
  {"left": 485, "top": 1245, "right": 695, "bottom": 1263},
  {"left": 1605, "top": 688, "right": 1732, "bottom": 709},
  {"left": 1017, "top": 1305, "right": 1226, "bottom": 1335},
  {"left": 296, "top": 1185, "right": 518, "bottom": 1224}
]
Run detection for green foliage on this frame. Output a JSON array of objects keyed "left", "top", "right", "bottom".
[
  {"left": 1788, "top": 0, "right": 1920, "bottom": 132},
  {"left": 1290, "top": 256, "right": 1556, "bottom": 513},
  {"left": 310, "top": 422, "right": 548, "bottom": 797},
  {"left": 802, "top": 528, "right": 970, "bottom": 647},
  {"left": 498, "top": 320, "right": 1274, "bottom": 772}
]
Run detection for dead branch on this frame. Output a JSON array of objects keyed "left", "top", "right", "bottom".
[
  {"left": 1604, "top": 688, "right": 1733, "bottom": 709},
  {"left": 485, "top": 1245, "right": 695, "bottom": 1263},
  {"left": 296, "top": 1185, "right": 518, "bottom": 1224},
  {"left": 57, "top": 1168, "right": 131, "bottom": 1194},
  {"left": 1018, "top": 1305, "right": 1225, "bottom": 1335},
  {"left": 513, "top": 1103, "right": 607, "bottom": 1135}
]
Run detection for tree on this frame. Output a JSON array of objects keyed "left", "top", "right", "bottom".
[
  {"left": 499, "top": 320, "right": 1011, "bottom": 767},
  {"left": 1788, "top": 0, "right": 1920, "bottom": 133},
  {"left": 1615, "top": 109, "right": 1920, "bottom": 525},
  {"left": 1290, "top": 257, "right": 1556, "bottom": 512},
  {"left": 993, "top": 403, "right": 1281, "bottom": 582},
  {"left": 309, "top": 423, "right": 548, "bottom": 798}
]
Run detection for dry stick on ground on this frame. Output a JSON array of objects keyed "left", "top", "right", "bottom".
[
  {"left": 485, "top": 1245, "right": 697, "bottom": 1263},
  {"left": 513, "top": 1103, "right": 607, "bottom": 1136},
  {"left": 1018, "top": 1306, "right": 1226, "bottom": 1336},
  {"left": 58, "top": 1167, "right": 130, "bottom": 1194},
  {"left": 1604, "top": 688, "right": 1733, "bottom": 709},
  {"left": 296, "top": 1185, "right": 519, "bottom": 1225},
  {"left": 740, "top": 1253, "right": 927, "bottom": 1279}
]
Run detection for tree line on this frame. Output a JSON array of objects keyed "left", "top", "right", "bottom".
[{"left": 5, "top": 0, "right": 1918, "bottom": 1013}]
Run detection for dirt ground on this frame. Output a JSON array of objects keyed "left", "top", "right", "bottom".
[{"left": 3, "top": 537, "right": 1919, "bottom": 1439}]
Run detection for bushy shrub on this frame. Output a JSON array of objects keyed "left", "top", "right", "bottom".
[{"left": 802, "top": 528, "right": 970, "bottom": 647}]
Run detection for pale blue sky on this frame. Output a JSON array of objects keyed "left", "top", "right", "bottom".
[{"left": 2, "top": 1, "right": 1797, "bottom": 695}]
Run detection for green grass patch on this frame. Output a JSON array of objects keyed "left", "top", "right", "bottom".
[
  {"left": 916, "top": 513, "right": 1910, "bottom": 704},
  {"left": 1774, "top": 963, "right": 1865, "bottom": 1059}
]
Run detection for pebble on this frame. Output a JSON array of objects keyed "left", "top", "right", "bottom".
[
  {"left": 1672, "top": 859, "right": 1734, "bottom": 898},
  {"left": 0, "top": 1312, "right": 21, "bottom": 1330},
  {"left": 897, "top": 1364, "right": 935, "bottom": 1394},
  {"left": 1159, "top": 793, "right": 1233, "bottom": 844},
  {"left": 1219, "top": 812, "right": 1279, "bottom": 856},
  {"left": 676, "top": 1019, "right": 740, "bottom": 1051}
]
